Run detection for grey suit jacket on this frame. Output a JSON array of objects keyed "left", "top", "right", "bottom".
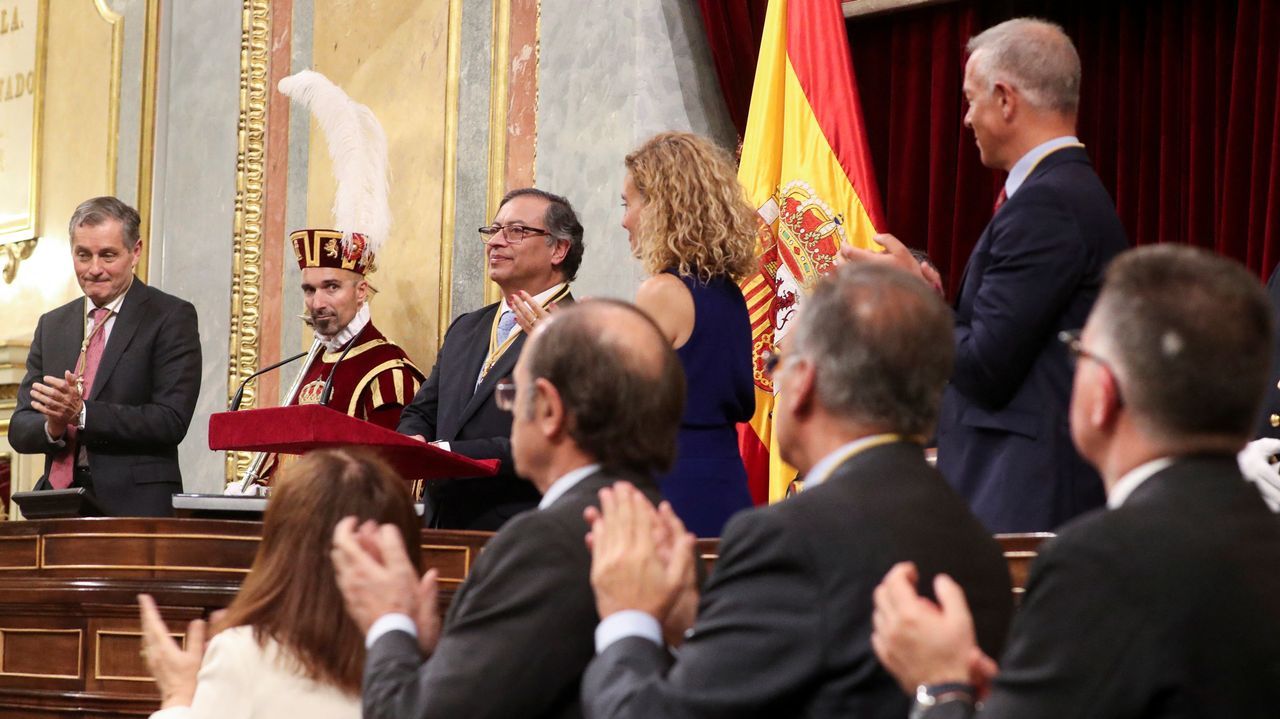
[
  {"left": 363, "top": 469, "right": 659, "bottom": 719},
  {"left": 583, "top": 441, "right": 1013, "bottom": 719},
  {"left": 7, "top": 279, "right": 201, "bottom": 516}
]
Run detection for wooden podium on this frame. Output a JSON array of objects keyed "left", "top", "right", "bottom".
[{"left": 208, "top": 404, "right": 500, "bottom": 481}]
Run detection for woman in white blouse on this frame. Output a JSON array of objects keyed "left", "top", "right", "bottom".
[{"left": 138, "top": 448, "right": 424, "bottom": 718}]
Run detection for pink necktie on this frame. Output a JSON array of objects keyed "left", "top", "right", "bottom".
[{"left": 48, "top": 307, "right": 109, "bottom": 489}]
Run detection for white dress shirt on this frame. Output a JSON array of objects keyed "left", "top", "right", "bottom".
[
  {"left": 1106, "top": 457, "right": 1175, "bottom": 509},
  {"left": 1004, "top": 135, "right": 1081, "bottom": 199},
  {"left": 45, "top": 287, "right": 130, "bottom": 445}
]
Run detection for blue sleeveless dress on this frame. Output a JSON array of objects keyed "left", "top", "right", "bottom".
[{"left": 659, "top": 270, "right": 755, "bottom": 537}]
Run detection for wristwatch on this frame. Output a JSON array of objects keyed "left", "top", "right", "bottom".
[{"left": 909, "top": 682, "right": 976, "bottom": 719}]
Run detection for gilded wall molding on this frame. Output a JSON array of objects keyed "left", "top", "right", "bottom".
[
  {"left": 483, "top": 0, "right": 512, "bottom": 306},
  {"left": 134, "top": 0, "right": 160, "bottom": 281},
  {"left": 226, "top": 0, "right": 271, "bottom": 482},
  {"left": 437, "top": 0, "right": 464, "bottom": 343}
]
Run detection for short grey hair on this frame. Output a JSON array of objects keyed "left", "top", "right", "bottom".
[
  {"left": 1091, "top": 245, "right": 1272, "bottom": 441},
  {"left": 498, "top": 188, "right": 585, "bottom": 281},
  {"left": 967, "top": 18, "right": 1081, "bottom": 115},
  {"left": 68, "top": 196, "right": 142, "bottom": 249},
  {"left": 789, "top": 263, "right": 954, "bottom": 437}
]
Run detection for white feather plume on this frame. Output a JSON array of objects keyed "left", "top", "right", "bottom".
[{"left": 278, "top": 70, "right": 391, "bottom": 263}]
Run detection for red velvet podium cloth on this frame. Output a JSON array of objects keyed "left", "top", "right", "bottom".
[{"left": 208, "top": 405, "right": 498, "bottom": 480}]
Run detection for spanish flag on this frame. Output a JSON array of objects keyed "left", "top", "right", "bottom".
[{"left": 737, "top": 0, "right": 886, "bottom": 503}]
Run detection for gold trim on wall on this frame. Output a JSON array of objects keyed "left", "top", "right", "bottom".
[
  {"left": 226, "top": 0, "right": 272, "bottom": 482},
  {"left": 437, "top": 0, "right": 464, "bottom": 342},
  {"left": 133, "top": 0, "right": 160, "bottom": 282},
  {"left": 483, "top": 0, "right": 512, "bottom": 306},
  {"left": 92, "top": 0, "right": 123, "bottom": 197}
]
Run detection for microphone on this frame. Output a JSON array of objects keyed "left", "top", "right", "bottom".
[
  {"left": 229, "top": 351, "right": 309, "bottom": 411},
  {"left": 318, "top": 322, "right": 368, "bottom": 408}
]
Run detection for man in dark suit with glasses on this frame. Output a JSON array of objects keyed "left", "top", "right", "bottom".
[{"left": 397, "top": 188, "right": 582, "bottom": 530}]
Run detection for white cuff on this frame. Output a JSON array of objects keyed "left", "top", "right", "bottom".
[
  {"left": 431, "top": 440, "right": 450, "bottom": 452},
  {"left": 595, "top": 610, "right": 663, "bottom": 654},
  {"left": 365, "top": 613, "right": 417, "bottom": 649},
  {"left": 43, "top": 421, "right": 66, "bottom": 447},
  {"left": 79, "top": 403, "right": 86, "bottom": 430}
]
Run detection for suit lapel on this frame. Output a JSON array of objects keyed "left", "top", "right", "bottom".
[
  {"left": 456, "top": 331, "right": 525, "bottom": 429},
  {"left": 49, "top": 300, "right": 87, "bottom": 378},
  {"left": 441, "top": 304, "right": 500, "bottom": 434},
  {"left": 89, "top": 281, "right": 148, "bottom": 401}
]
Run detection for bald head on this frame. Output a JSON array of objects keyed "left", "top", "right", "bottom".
[{"left": 523, "top": 299, "right": 685, "bottom": 475}]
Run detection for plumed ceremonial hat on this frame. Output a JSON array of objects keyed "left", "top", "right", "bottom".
[{"left": 278, "top": 70, "right": 391, "bottom": 276}]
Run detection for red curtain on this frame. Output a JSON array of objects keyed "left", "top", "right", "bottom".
[
  {"left": 698, "top": 0, "right": 771, "bottom": 138},
  {"left": 699, "top": 0, "right": 1280, "bottom": 292}
]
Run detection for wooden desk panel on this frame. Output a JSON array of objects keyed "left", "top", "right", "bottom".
[{"left": 0, "top": 518, "right": 1045, "bottom": 717}]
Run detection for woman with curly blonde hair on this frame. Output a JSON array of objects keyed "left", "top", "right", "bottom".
[{"left": 623, "top": 131, "right": 758, "bottom": 537}]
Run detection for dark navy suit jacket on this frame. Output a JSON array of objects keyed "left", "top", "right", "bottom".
[
  {"left": 8, "top": 280, "right": 201, "bottom": 517},
  {"left": 398, "top": 294, "right": 573, "bottom": 530},
  {"left": 937, "top": 146, "right": 1129, "bottom": 533}
]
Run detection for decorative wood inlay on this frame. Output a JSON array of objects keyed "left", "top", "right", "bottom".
[
  {"left": 420, "top": 543, "right": 472, "bottom": 586},
  {"left": 94, "top": 630, "right": 183, "bottom": 682},
  {"left": 0, "top": 629, "right": 82, "bottom": 680},
  {"left": 0, "top": 536, "right": 40, "bottom": 571},
  {"left": 40, "top": 532, "right": 260, "bottom": 575}
]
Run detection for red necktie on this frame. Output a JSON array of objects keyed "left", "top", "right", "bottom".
[
  {"left": 993, "top": 187, "right": 1008, "bottom": 214},
  {"left": 48, "top": 307, "right": 110, "bottom": 489}
]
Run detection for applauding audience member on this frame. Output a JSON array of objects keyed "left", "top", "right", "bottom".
[
  {"left": 583, "top": 263, "right": 1013, "bottom": 718},
  {"left": 873, "top": 245, "right": 1280, "bottom": 718},
  {"left": 333, "top": 300, "right": 684, "bottom": 719},
  {"left": 138, "top": 449, "right": 420, "bottom": 719}
]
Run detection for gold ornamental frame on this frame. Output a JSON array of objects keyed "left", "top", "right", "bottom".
[
  {"left": 226, "top": 0, "right": 270, "bottom": 481},
  {"left": 0, "top": 0, "right": 48, "bottom": 283}
]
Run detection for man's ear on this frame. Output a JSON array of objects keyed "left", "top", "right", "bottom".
[
  {"left": 533, "top": 377, "right": 567, "bottom": 439},
  {"left": 1089, "top": 366, "right": 1123, "bottom": 430},
  {"left": 994, "top": 81, "right": 1016, "bottom": 121},
  {"left": 129, "top": 240, "right": 144, "bottom": 271},
  {"left": 549, "top": 238, "right": 570, "bottom": 267},
  {"left": 785, "top": 358, "right": 818, "bottom": 421},
  {"left": 355, "top": 278, "right": 370, "bottom": 305}
]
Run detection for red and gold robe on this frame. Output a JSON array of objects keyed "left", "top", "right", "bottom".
[
  {"left": 262, "top": 322, "right": 423, "bottom": 483},
  {"left": 291, "top": 322, "right": 423, "bottom": 430}
]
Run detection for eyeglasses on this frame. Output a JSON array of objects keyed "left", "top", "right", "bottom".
[
  {"left": 495, "top": 378, "right": 517, "bottom": 412},
  {"left": 1058, "top": 329, "right": 1125, "bottom": 405},
  {"left": 478, "top": 224, "right": 553, "bottom": 245}
]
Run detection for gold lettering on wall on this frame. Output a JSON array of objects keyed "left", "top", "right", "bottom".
[{"left": 0, "top": 0, "right": 43, "bottom": 251}]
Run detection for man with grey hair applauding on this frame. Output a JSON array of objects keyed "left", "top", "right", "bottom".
[
  {"left": 9, "top": 196, "right": 201, "bottom": 516},
  {"left": 848, "top": 18, "right": 1129, "bottom": 533},
  {"left": 582, "top": 263, "right": 1013, "bottom": 718},
  {"left": 873, "top": 245, "right": 1280, "bottom": 718}
]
